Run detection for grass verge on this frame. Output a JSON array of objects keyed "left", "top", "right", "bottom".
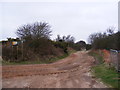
[
  {"left": 89, "top": 50, "right": 119, "bottom": 88},
  {"left": 91, "top": 64, "right": 119, "bottom": 88},
  {"left": 88, "top": 50, "right": 104, "bottom": 64}
]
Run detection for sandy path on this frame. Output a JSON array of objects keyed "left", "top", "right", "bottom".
[{"left": 2, "top": 51, "right": 107, "bottom": 88}]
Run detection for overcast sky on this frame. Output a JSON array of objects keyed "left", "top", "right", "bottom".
[{"left": 0, "top": 0, "right": 119, "bottom": 43}]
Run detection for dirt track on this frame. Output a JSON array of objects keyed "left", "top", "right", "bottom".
[{"left": 2, "top": 51, "right": 108, "bottom": 88}]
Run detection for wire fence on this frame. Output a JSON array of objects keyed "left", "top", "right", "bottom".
[{"left": 110, "top": 49, "right": 120, "bottom": 72}]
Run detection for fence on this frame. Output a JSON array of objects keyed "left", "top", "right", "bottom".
[{"left": 110, "top": 49, "right": 120, "bottom": 72}]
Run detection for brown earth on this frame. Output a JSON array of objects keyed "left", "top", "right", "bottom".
[
  {"left": 102, "top": 49, "right": 111, "bottom": 64},
  {"left": 2, "top": 51, "right": 108, "bottom": 88}
]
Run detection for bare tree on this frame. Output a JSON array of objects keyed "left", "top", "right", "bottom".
[{"left": 16, "top": 22, "right": 52, "bottom": 40}]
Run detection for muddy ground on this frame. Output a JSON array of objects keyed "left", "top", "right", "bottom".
[{"left": 2, "top": 51, "right": 108, "bottom": 88}]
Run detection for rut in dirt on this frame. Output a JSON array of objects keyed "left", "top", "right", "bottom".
[{"left": 2, "top": 51, "right": 108, "bottom": 88}]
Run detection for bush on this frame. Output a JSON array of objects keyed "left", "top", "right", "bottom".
[{"left": 88, "top": 28, "right": 119, "bottom": 50}]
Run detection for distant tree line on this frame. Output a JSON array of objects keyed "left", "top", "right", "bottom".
[
  {"left": 89, "top": 28, "right": 120, "bottom": 50},
  {"left": 4, "top": 22, "right": 119, "bottom": 63}
]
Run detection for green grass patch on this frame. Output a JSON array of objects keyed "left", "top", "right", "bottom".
[
  {"left": 91, "top": 64, "right": 119, "bottom": 88},
  {"left": 89, "top": 50, "right": 119, "bottom": 88}
]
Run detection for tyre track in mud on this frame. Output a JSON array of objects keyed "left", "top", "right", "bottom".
[
  {"left": 2, "top": 51, "right": 108, "bottom": 88},
  {"left": 2, "top": 53, "right": 79, "bottom": 78}
]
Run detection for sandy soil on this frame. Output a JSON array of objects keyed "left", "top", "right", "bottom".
[{"left": 2, "top": 51, "right": 108, "bottom": 88}]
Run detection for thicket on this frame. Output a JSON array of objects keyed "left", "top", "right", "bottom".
[
  {"left": 2, "top": 22, "right": 64, "bottom": 62},
  {"left": 89, "top": 28, "right": 120, "bottom": 50},
  {"left": 2, "top": 22, "right": 91, "bottom": 62}
]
